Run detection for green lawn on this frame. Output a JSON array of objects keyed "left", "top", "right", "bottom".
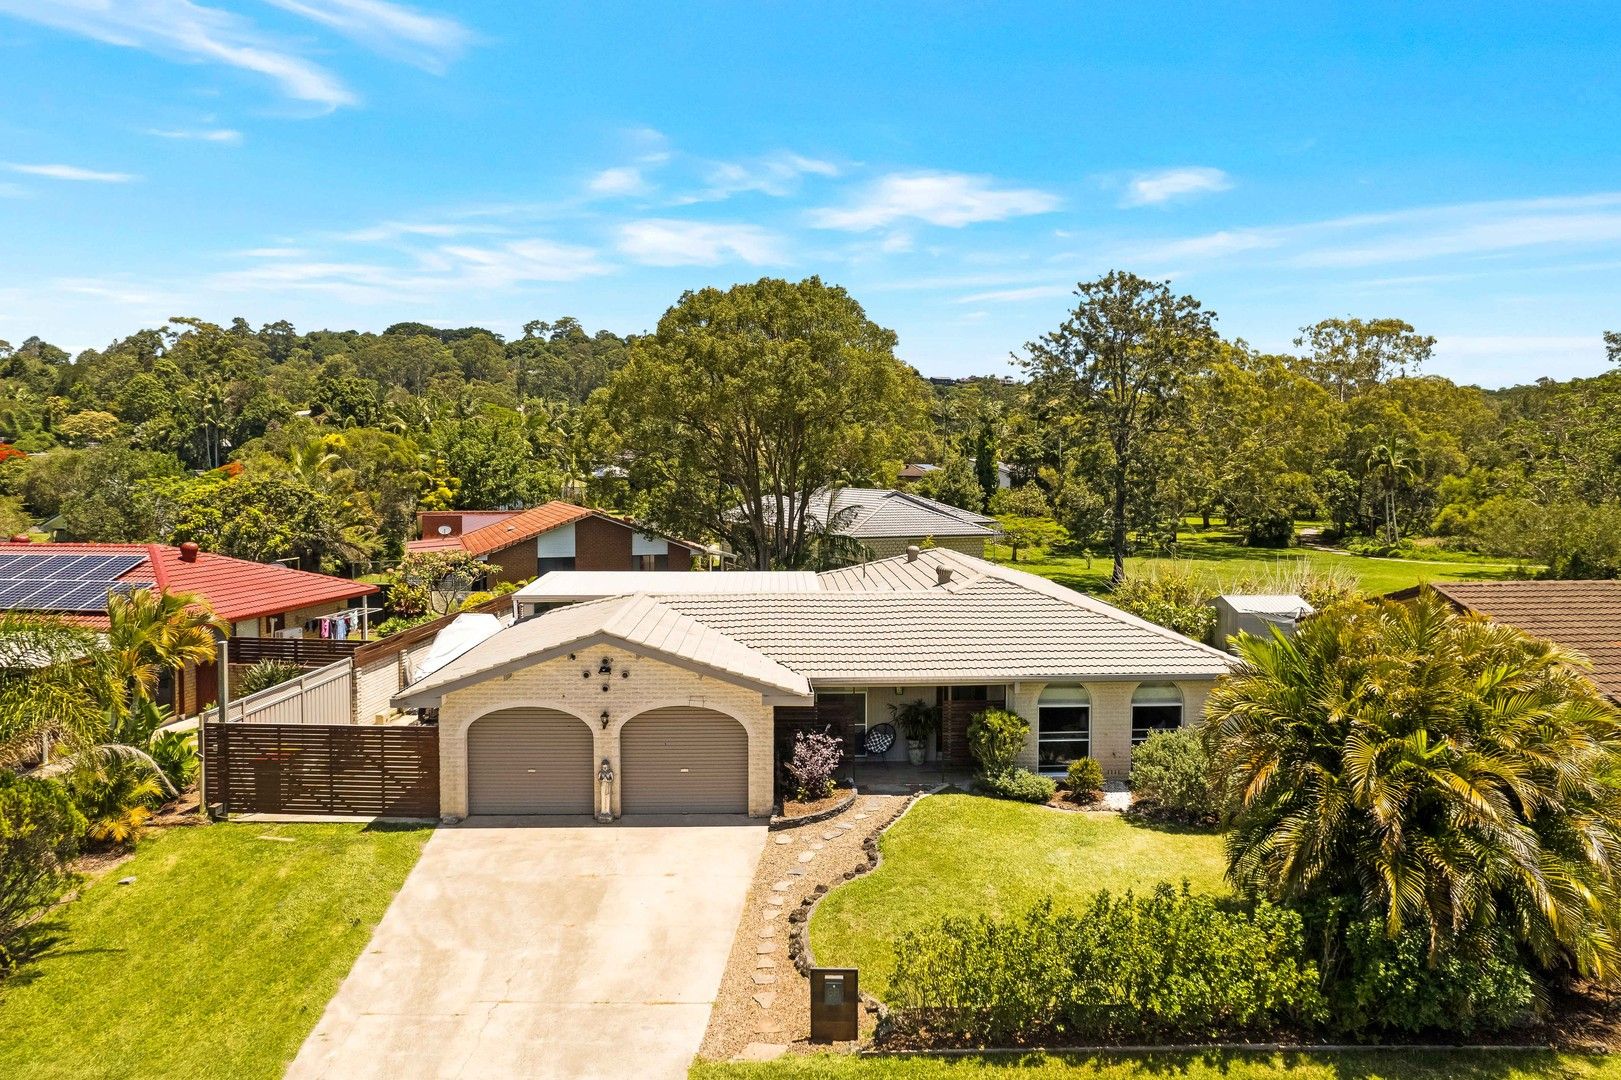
[
  {"left": 989, "top": 529, "right": 1536, "bottom": 597},
  {"left": 692, "top": 1050, "right": 1621, "bottom": 1080},
  {"left": 0, "top": 820, "right": 431, "bottom": 1080},
  {"left": 809, "top": 794, "right": 1227, "bottom": 998}
]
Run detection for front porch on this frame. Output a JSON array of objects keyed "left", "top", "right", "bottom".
[{"left": 846, "top": 759, "right": 976, "bottom": 795}]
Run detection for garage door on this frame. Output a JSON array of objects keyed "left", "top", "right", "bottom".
[
  {"left": 467, "top": 708, "right": 593, "bottom": 815},
  {"left": 620, "top": 707, "right": 748, "bottom": 814}
]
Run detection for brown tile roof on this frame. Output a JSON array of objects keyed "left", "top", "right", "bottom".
[
  {"left": 1401, "top": 580, "right": 1621, "bottom": 703},
  {"left": 457, "top": 501, "right": 596, "bottom": 555}
]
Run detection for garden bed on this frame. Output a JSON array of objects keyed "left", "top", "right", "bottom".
[{"left": 773, "top": 786, "right": 859, "bottom": 827}]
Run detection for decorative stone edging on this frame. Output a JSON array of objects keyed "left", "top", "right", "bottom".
[
  {"left": 769, "top": 788, "right": 859, "bottom": 831},
  {"left": 789, "top": 787, "right": 938, "bottom": 998}
]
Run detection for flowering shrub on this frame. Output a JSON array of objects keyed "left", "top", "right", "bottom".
[{"left": 785, "top": 729, "right": 842, "bottom": 801}]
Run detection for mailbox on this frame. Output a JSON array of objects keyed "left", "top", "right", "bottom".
[{"left": 809, "top": 967, "right": 859, "bottom": 1042}]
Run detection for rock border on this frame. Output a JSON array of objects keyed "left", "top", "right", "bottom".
[
  {"left": 770, "top": 787, "right": 859, "bottom": 830},
  {"left": 789, "top": 786, "right": 937, "bottom": 985}
]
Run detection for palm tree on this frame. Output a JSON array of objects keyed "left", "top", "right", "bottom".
[
  {"left": 1205, "top": 590, "right": 1621, "bottom": 981},
  {"left": 104, "top": 587, "right": 225, "bottom": 710},
  {"left": 0, "top": 613, "right": 110, "bottom": 763},
  {"left": 1365, "top": 437, "right": 1414, "bottom": 544}
]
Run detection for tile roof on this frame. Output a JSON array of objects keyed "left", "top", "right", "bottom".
[
  {"left": 809, "top": 487, "right": 997, "bottom": 539},
  {"left": 396, "top": 547, "right": 1230, "bottom": 705},
  {"left": 0, "top": 541, "right": 375, "bottom": 625},
  {"left": 395, "top": 593, "right": 812, "bottom": 705},
  {"left": 1408, "top": 580, "right": 1621, "bottom": 703},
  {"left": 513, "top": 569, "right": 821, "bottom": 605},
  {"left": 456, "top": 501, "right": 596, "bottom": 556}
]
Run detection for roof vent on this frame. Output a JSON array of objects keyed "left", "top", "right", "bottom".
[
  {"left": 906, "top": 545, "right": 921, "bottom": 562},
  {"left": 936, "top": 565, "right": 954, "bottom": 586},
  {"left": 178, "top": 541, "right": 200, "bottom": 562}
]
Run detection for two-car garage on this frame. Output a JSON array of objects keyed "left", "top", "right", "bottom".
[{"left": 465, "top": 705, "right": 749, "bottom": 817}]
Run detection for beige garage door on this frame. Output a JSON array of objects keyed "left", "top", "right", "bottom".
[
  {"left": 467, "top": 708, "right": 593, "bottom": 815},
  {"left": 620, "top": 707, "right": 748, "bottom": 814}
]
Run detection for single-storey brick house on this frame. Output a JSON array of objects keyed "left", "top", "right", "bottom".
[
  {"left": 406, "top": 501, "right": 706, "bottom": 586},
  {"left": 395, "top": 548, "right": 1231, "bottom": 820}
]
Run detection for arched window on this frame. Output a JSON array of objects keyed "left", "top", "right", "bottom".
[
  {"left": 1131, "top": 683, "right": 1184, "bottom": 746},
  {"left": 1037, "top": 685, "right": 1090, "bottom": 773}
]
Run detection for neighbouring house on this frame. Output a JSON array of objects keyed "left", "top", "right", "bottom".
[
  {"left": 405, "top": 501, "right": 706, "bottom": 586},
  {"left": 393, "top": 547, "right": 1232, "bottom": 819},
  {"left": 512, "top": 569, "right": 822, "bottom": 616},
  {"left": 895, "top": 463, "right": 1013, "bottom": 490},
  {"left": 1388, "top": 580, "right": 1621, "bottom": 705},
  {"left": 788, "top": 487, "right": 999, "bottom": 558},
  {"left": 0, "top": 539, "right": 376, "bottom": 715},
  {"left": 1210, "top": 594, "right": 1314, "bottom": 650}
]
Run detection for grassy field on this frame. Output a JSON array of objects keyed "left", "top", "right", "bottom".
[
  {"left": 988, "top": 528, "right": 1536, "bottom": 597},
  {"left": 0, "top": 820, "right": 431, "bottom": 1080},
  {"left": 808, "top": 794, "right": 1227, "bottom": 999},
  {"left": 692, "top": 1049, "right": 1621, "bottom": 1080}
]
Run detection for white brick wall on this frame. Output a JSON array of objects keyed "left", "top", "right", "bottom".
[
  {"left": 1011, "top": 677, "right": 1219, "bottom": 781},
  {"left": 436, "top": 646, "right": 777, "bottom": 820}
]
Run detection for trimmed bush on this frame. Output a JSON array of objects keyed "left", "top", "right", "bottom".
[
  {"left": 966, "top": 708, "right": 1028, "bottom": 774},
  {"left": 784, "top": 729, "right": 842, "bottom": 802},
  {"left": 973, "top": 768, "right": 1055, "bottom": 804},
  {"left": 1064, "top": 757, "right": 1104, "bottom": 803},
  {"left": 1335, "top": 919, "right": 1540, "bottom": 1035},
  {"left": 0, "top": 772, "right": 84, "bottom": 973},
  {"left": 1129, "top": 726, "right": 1213, "bottom": 822},
  {"left": 890, "top": 885, "right": 1324, "bottom": 1044}
]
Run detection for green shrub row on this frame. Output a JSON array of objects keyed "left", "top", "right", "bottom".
[
  {"left": 972, "top": 768, "right": 1055, "bottom": 803},
  {"left": 889, "top": 885, "right": 1324, "bottom": 1044}
]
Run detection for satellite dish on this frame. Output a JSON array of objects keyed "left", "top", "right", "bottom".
[{"left": 437, "top": 525, "right": 453, "bottom": 536}]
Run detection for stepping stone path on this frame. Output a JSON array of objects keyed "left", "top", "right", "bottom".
[
  {"left": 755, "top": 942, "right": 775, "bottom": 954},
  {"left": 797, "top": 851, "right": 816, "bottom": 863},
  {"left": 770, "top": 880, "right": 793, "bottom": 892},
  {"left": 761, "top": 909, "right": 781, "bottom": 920},
  {"left": 854, "top": 813, "right": 868, "bottom": 820},
  {"left": 755, "top": 957, "right": 776, "bottom": 969},
  {"left": 774, "top": 835, "right": 793, "bottom": 845},
  {"left": 754, "top": 1021, "right": 785, "bottom": 1036},
  {"left": 766, "top": 895, "right": 785, "bottom": 906},
  {"left": 735, "top": 1043, "right": 787, "bottom": 1062},
  {"left": 810, "top": 842, "right": 826, "bottom": 851},
  {"left": 758, "top": 927, "right": 776, "bottom": 939},
  {"left": 753, "top": 991, "right": 778, "bottom": 1009},
  {"left": 820, "top": 830, "right": 842, "bottom": 841},
  {"left": 751, "top": 973, "right": 777, "bottom": 985},
  {"left": 787, "top": 867, "right": 805, "bottom": 877}
]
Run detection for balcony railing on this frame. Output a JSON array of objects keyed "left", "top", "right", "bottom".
[{"left": 229, "top": 636, "right": 362, "bottom": 668}]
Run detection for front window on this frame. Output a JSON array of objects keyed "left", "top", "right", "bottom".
[
  {"left": 537, "top": 556, "right": 576, "bottom": 574},
  {"left": 1038, "top": 685, "right": 1090, "bottom": 773},
  {"left": 1131, "top": 683, "right": 1184, "bottom": 745}
]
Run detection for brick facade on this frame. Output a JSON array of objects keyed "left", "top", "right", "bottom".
[
  {"left": 435, "top": 647, "right": 780, "bottom": 820},
  {"left": 1010, "top": 677, "right": 1217, "bottom": 780}
]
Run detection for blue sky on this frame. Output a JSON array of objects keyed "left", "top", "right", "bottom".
[{"left": 1, "top": 2, "right": 1618, "bottom": 387}]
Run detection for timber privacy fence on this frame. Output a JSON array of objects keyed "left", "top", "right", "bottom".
[{"left": 203, "top": 722, "right": 440, "bottom": 817}]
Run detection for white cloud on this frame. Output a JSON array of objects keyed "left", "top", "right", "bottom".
[
  {"left": 261, "top": 0, "right": 474, "bottom": 73},
  {"left": 1120, "top": 166, "right": 1232, "bottom": 207},
  {"left": 617, "top": 219, "right": 784, "bottom": 266},
  {"left": 337, "top": 220, "right": 506, "bottom": 243},
  {"left": 147, "top": 127, "right": 243, "bottom": 143},
  {"left": 4, "top": 162, "right": 136, "bottom": 182},
  {"left": 588, "top": 166, "right": 649, "bottom": 197},
  {"left": 689, "top": 152, "right": 840, "bottom": 202},
  {"left": 0, "top": 0, "right": 357, "bottom": 108},
  {"left": 810, "top": 171, "right": 1059, "bottom": 231},
  {"left": 436, "top": 239, "right": 609, "bottom": 284},
  {"left": 0, "top": 0, "right": 473, "bottom": 109},
  {"left": 954, "top": 284, "right": 1073, "bottom": 305}
]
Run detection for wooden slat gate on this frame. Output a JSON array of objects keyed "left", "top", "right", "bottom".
[{"left": 204, "top": 723, "right": 439, "bottom": 817}]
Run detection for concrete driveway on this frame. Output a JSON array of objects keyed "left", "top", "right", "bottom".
[{"left": 287, "top": 817, "right": 766, "bottom": 1080}]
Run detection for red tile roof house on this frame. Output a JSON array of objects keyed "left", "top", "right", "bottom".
[
  {"left": 0, "top": 539, "right": 376, "bottom": 716},
  {"left": 405, "top": 501, "right": 707, "bottom": 586},
  {"left": 1388, "top": 580, "right": 1621, "bottom": 706}
]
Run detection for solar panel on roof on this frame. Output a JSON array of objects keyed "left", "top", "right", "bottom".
[
  {"left": 0, "top": 553, "right": 146, "bottom": 583},
  {"left": 0, "top": 579, "right": 50, "bottom": 607}
]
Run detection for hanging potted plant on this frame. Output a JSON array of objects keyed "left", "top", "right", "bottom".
[{"left": 888, "top": 698, "right": 938, "bottom": 766}]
